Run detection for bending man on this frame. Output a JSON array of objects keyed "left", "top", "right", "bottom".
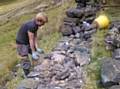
[{"left": 16, "top": 12, "right": 48, "bottom": 76}]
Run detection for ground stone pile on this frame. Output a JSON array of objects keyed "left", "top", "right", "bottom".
[
  {"left": 101, "top": 21, "right": 120, "bottom": 89},
  {"left": 17, "top": 36, "right": 92, "bottom": 89}
]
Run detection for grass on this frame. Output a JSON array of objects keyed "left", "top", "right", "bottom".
[
  {"left": 0, "top": 0, "right": 35, "bottom": 14},
  {"left": 84, "top": 29, "right": 111, "bottom": 89},
  {"left": 84, "top": 5, "right": 120, "bottom": 89},
  {"left": 0, "top": 0, "right": 75, "bottom": 89},
  {"left": 0, "top": 0, "right": 17, "bottom": 5},
  {"left": 0, "top": 13, "right": 36, "bottom": 87}
]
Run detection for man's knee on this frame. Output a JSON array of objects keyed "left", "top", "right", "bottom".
[{"left": 16, "top": 44, "right": 29, "bottom": 57}]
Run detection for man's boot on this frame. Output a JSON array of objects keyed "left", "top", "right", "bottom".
[{"left": 20, "top": 59, "right": 31, "bottom": 77}]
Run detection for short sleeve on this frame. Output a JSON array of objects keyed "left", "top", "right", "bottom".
[
  {"left": 27, "top": 25, "right": 36, "bottom": 33},
  {"left": 26, "top": 21, "right": 38, "bottom": 33}
]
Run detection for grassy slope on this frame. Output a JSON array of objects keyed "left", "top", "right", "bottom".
[
  {"left": 0, "top": 0, "right": 32, "bottom": 13},
  {"left": 0, "top": 0, "right": 75, "bottom": 89}
]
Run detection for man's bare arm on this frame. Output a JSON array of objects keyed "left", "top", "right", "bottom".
[
  {"left": 28, "top": 31, "right": 36, "bottom": 52},
  {"left": 34, "top": 32, "right": 38, "bottom": 49}
]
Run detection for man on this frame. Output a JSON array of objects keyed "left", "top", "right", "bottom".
[{"left": 16, "top": 12, "right": 48, "bottom": 76}]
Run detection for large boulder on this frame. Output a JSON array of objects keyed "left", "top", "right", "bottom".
[{"left": 101, "top": 58, "right": 120, "bottom": 87}]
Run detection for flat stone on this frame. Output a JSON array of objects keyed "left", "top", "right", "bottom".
[
  {"left": 17, "top": 79, "right": 39, "bottom": 89},
  {"left": 66, "top": 8, "right": 84, "bottom": 18}
]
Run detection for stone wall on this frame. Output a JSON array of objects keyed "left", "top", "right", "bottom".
[{"left": 17, "top": 1, "right": 99, "bottom": 89}]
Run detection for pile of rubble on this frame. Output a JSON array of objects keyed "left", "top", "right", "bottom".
[
  {"left": 17, "top": 36, "right": 91, "bottom": 89},
  {"left": 101, "top": 21, "right": 120, "bottom": 89},
  {"left": 17, "top": 1, "right": 99, "bottom": 89}
]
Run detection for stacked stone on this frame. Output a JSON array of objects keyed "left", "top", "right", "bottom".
[
  {"left": 60, "top": 0, "right": 97, "bottom": 40},
  {"left": 101, "top": 21, "right": 120, "bottom": 89},
  {"left": 105, "top": 21, "right": 120, "bottom": 51}
]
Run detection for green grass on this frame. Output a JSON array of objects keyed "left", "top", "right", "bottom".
[
  {"left": 0, "top": 0, "right": 75, "bottom": 89},
  {"left": 0, "top": 13, "right": 36, "bottom": 86},
  {"left": 0, "top": 0, "right": 17, "bottom": 5},
  {"left": 84, "top": 29, "right": 111, "bottom": 89},
  {"left": 0, "top": 0, "right": 33, "bottom": 13},
  {"left": 84, "top": 5, "right": 120, "bottom": 89},
  {"left": 105, "top": 7, "right": 120, "bottom": 21}
]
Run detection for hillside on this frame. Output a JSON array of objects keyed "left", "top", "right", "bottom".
[
  {"left": 0, "top": 0, "right": 75, "bottom": 88},
  {"left": 0, "top": 0, "right": 120, "bottom": 89}
]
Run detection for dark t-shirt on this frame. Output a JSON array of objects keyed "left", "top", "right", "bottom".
[{"left": 16, "top": 20, "right": 38, "bottom": 45}]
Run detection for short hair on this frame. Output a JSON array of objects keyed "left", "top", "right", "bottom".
[{"left": 35, "top": 12, "right": 48, "bottom": 23}]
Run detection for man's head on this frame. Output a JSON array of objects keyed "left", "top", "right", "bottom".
[{"left": 35, "top": 12, "right": 48, "bottom": 26}]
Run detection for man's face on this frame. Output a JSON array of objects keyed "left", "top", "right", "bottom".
[{"left": 36, "top": 19, "right": 45, "bottom": 26}]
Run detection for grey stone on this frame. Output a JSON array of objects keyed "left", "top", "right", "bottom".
[
  {"left": 63, "top": 22, "right": 76, "bottom": 26},
  {"left": 17, "top": 79, "right": 39, "bottom": 89},
  {"left": 85, "top": 16, "right": 95, "bottom": 24},
  {"left": 74, "top": 46, "right": 89, "bottom": 54},
  {"left": 63, "top": 17, "right": 80, "bottom": 24},
  {"left": 113, "top": 34, "right": 120, "bottom": 48},
  {"left": 84, "top": 7, "right": 96, "bottom": 17},
  {"left": 74, "top": 51, "right": 90, "bottom": 66},
  {"left": 27, "top": 72, "right": 40, "bottom": 78},
  {"left": 72, "top": 26, "right": 82, "bottom": 34},
  {"left": 53, "top": 42, "right": 71, "bottom": 51},
  {"left": 66, "top": 8, "right": 84, "bottom": 18},
  {"left": 51, "top": 53, "right": 66, "bottom": 63},
  {"left": 101, "top": 58, "right": 120, "bottom": 87},
  {"left": 113, "top": 49, "right": 120, "bottom": 60},
  {"left": 55, "top": 68, "right": 70, "bottom": 80},
  {"left": 60, "top": 24, "right": 73, "bottom": 36}
]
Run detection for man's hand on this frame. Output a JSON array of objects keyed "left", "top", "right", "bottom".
[
  {"left": 32, "top": 52, "right": 39, "bottom": 60},
  {"left": 36, "top": 48, "right": 44, "bottom": 53}
]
